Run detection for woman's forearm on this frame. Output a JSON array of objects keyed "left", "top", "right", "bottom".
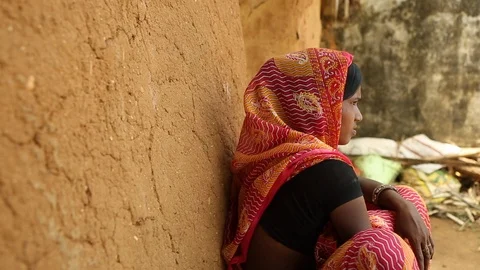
[{"left": 358, "top": 176, "right": 410, "bottom": 211}]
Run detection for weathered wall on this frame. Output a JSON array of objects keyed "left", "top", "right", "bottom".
[
  {"left": 330, "top": 0, "right": 480, "bottom": 145},
  {"left": 240, "top": 0, "right": 322, "bottom": 78},
  {"left": 0, "top": 1, "right": 246, "bottom": 269}
]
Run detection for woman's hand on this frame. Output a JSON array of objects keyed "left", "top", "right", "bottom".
[
  {"left": 358, "top": 177, "right": 434, "bottom": 269},
  {"left": 393, "top": 201, "right": 434, "bottom": 270}
]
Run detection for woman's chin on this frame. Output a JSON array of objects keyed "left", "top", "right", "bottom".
[{"left": 338, "top": 138, "right": 351, "bottom": 145}]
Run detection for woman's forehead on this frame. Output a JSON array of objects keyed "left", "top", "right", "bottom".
[{"left": 349, "top": 86, "right": 362, "bottom": 99}]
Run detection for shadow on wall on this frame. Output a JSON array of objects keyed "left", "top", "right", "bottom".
[{"left": 204, "top": 91, "right": 241, "bottom": 203}]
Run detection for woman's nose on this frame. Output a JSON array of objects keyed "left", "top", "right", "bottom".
[{"left": 355, "top": 109, "right": 363, "bottom": 122}]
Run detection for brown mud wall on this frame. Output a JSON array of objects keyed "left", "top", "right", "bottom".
[
  {"left": 240, "top": 0, "right": 322, "bottom": 78},
  {"left": 0, "top": 1, "right": 246, "bottom": 269}
]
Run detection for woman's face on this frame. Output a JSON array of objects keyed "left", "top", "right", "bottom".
[{"left": 339, "top": 86, "right": 363, "bottom": 145}]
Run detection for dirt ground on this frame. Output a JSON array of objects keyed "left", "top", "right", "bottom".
[{"left": 430, "top": 217, "right": 480, "bottom": 270}]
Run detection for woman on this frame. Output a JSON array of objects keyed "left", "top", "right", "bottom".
[{"left": 222, "top": 48, "right": 433, "bottom": 269}]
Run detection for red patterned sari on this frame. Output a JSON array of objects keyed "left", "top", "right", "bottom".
[{"left": 222, "top": 48, "right": 430, "bottom": 269}]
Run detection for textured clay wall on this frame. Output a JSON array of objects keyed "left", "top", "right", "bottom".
[
  {"left": 0, "top": 1, "right": 246, "bottom": 269},
  {"left": 240, "top": 0, "right": 322, "bottom": 78},
  {"left": 331, "top": 0, "right": 480, "bottom": 146}
]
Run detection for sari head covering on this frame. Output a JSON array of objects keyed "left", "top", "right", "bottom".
[{"left": 222, "top": 48, "right": 354, "bottom": 268}]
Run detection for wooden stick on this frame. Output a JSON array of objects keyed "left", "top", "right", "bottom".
[
  {"left": 465, "top": 208, "right": 476, "bottom": 223},
  {"left": 398, "top": 159, "right": 480, "bottom": 168},
  {"left": 432, "top": 192, "right": 451, "bottom": 199},
  {"left": 448, "top": 191, "right": 480, "bottom": 211},
  {"left": 455, "top": 166, "right": 480, "bottom": 178},
  {"left": 458, "top": 157, "right": 480, "bottom": 164},
  {"left": 459, "top": 220, "right": 470, "bottom": 231},
  {"left": 452, "top": 201, "right": 469, "bottom": 207},
  {"left": 348, "top": 149, "right": 480, "bottom": 162},
  {"left": 446, "top": 213, "right": 465, "bottom": 226}
]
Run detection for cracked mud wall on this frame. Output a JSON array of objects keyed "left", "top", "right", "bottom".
[
  {"left": 0, "top": 1, "right": 246, "bottom": 269},
  {"left": 328, "top": 0, "right": 480, "bottom": 145},
  {"left": 240, "top": 0, "right": 322, "bottom": 78}
]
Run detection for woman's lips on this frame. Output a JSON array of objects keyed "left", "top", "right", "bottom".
[{"left": 352, "top": 129, "right": 357, "bottom": 136}]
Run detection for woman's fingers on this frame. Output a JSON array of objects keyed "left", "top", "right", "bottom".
[
  {"left": 421, "top": 233, "right": 432, "bottom": 270},
  {"left": 428, "top": 234, "right": 435, "bottom": 259},
  {"left": 422, "top": 241, "right": 431, "bottom": 270},
  {"left": 413, "top": 243, "right": 425, "bottom": 270}
]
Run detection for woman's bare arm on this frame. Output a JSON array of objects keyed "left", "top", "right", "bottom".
[
  {"left": 329, "top": 196, "right": 372, "bottom": 243},
  {"left": 246, "top": 196, "right": 372, "bottom": 270},
  {"left": 358, "top": 176, "right": 411, "bottom": 211}
]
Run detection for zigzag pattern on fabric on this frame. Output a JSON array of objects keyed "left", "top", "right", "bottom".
[
  {"left": 223, "top": 48, "right": 354, "bottom": 267},
  {"left": 315, "top": 186, "right": 430, "bottom": 269}
]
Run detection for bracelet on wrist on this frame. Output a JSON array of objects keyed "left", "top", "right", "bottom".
[{"left": 372, "top": 184, "right": 399, "bottom": 205}]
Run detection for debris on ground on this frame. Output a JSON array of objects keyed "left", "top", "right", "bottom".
[{"left": 340, "top": 134, "right": 480, "bottom": 229}]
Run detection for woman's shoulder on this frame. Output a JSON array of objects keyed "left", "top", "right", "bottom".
[
  {"left": 291, "top": 159, "right": 359, "bottom": 192},
  {"left": 302, "top": 159, "right": 355, "bottom": 178}
]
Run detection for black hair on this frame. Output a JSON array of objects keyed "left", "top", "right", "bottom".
[{"left": 343, "top": 63, "right": 362, "bottom": 100}]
